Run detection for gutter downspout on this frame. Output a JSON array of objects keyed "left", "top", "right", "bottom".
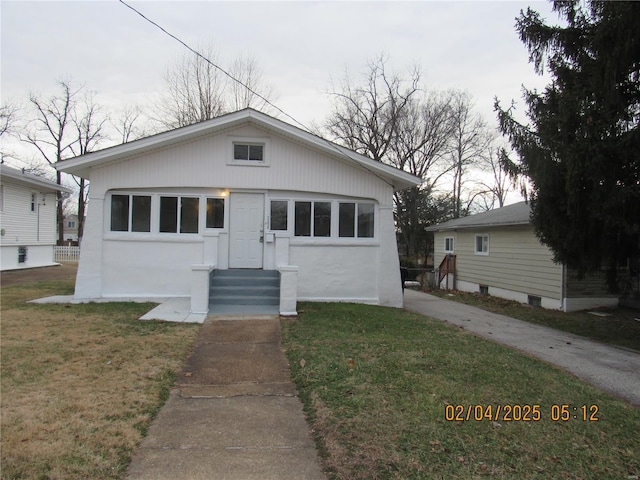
[{"left": 561, "top": 263, "right": 566, "bottom": 312}]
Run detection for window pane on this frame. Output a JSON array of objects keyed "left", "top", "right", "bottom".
[
  {"left": 357, "top": 203, "right": 374, "bottom": 238},
  {"left": 475, "top": 235, "right": 488, "bottom": 253},
  {"left": 110, "top": 195, "right": 129, "bottom": 231},
  {"left": 270, "top": 201, "right": 288, "bottom": 230},
  {"left": 314, "top": 202, "right": 331, "bottom": 237},
  {"left": 206, "top": 198, "right": 225, "bottom": 228},
  {"left": 339, "top": 203, "right": 355, "bottom": 237},
  {"left": 159, "top": 196, "right": 178, "bottom": 233},
  {"left": 248, "top": 145, "right": 263, "bottom": 161},
  {"left": 234, "top": 144, "right": 248, "bottom": 160},
  {"left": 294, "top": 202, "right": 311, "bottom": 236},
  {"left": 132, "top": 196, "right": 151, "bottom": 232},
  {"left": 181, "top": 197, "right": 199, "bottom": 233}
]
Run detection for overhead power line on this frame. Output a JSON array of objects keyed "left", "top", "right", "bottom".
[
  {"left": 117, "top": 0, "right": 400, "bottom": 188},
  {"left": 118, "top": 0, "right": 308, "bottom": 132}
]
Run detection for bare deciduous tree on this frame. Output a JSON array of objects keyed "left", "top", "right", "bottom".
[
  {"left": 324, "top": 56, "right": 420, "bottom": 162},
  {"left": 0, "top": 102, "right": 21, "bottom": 162},
  {"left": 113, "top": 105, "right": 149, "bottom": 143},
  {"left": 23, "top": 80, "right": 80, "bottom": 244},
  {"left": 228, "top": 54, "right": 277, "bottom": 113},
  {"left": 22, "top": 80, "right": 107, "bottom": 244},
  {"left": 155, "top": 45, "right": 276, "bottom": 129},
  {"left": 69, "top": 90, "right": 108, "bottom": 241},
  {"left": 472, "top": 143, "right": 515, "bottom": 211},
  {"left": 448, "top": 91, "right": 492, "bottom": 218}
]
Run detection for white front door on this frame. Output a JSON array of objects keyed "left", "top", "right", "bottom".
[{"left": 229, "top": 193, "right": 264, "bottom": 268}]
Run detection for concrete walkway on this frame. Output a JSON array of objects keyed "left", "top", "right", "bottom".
[
  {"left": 125, "top": 317, "right": 326, "bottom": 480},
  {"left": 404, "top": 289, "right": 640, "bottom": 406}
]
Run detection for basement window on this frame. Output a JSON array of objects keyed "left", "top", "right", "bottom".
[
  {"left": 479, "top": 285, "right": 489, "bottom": 296},
  {"left": 528, "top": 295, "right": 542, "bottom": 307}
]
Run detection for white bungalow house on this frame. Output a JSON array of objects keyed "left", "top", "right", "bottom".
[
  {"left": 1, "top": 164, "right": 72, "bottom": 271},
  {"left": 57, "top": 109, "right": 421, "bottom": 315},
  {"left": 427, "top": 201, "right": 619, "bottom": 312}
]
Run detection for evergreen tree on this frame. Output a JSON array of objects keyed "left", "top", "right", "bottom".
[{"left": 495, "top": 1, "right": 640, "bottom": 291}]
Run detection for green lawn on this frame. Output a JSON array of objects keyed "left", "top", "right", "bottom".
[
  {"left": 282, "top": 302, "right": 640, "bottom": 480},
  {"left": 426, "top": 289, "right": 640, "bottom": 352}
]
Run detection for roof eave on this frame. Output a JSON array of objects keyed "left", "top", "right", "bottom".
[
  {"left": 427, "top": 220, "right": 531, "bottom": 232},
  {"left": 56, "top": 109, "right": 423, "bottom": 189},
  {"left": 1, "top": 166, "right": 73, "bottom": 193}
]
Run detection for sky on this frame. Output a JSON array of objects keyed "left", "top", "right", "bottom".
[{"left": 1, "top": 0, "right": 557, "bottom": 174}]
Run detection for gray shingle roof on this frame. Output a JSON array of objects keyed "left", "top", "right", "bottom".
[{"left": 426, "top": 201, "right": 531, "bottom": 231}]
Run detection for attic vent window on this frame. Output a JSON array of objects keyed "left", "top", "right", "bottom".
[
  {"left": 234, "top": 144, "right": 263, "bottom": 161},
  {"left": 228, "top": 137, "right": 270, "bottom": 166}
]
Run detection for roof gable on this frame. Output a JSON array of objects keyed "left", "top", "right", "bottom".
[
  {"left": 427, "top": 201, "right": 531, "bottom": 231},
  {"left": 1, "top": 165, "right": 72, "bottom": 193},
  {"left": 57, "top": 108, "right": 421, "bottom": 191}
]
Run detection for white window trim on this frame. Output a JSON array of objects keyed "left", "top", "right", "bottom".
[
  {"left": 227, "top": 136, "right": 270, "bottom": 167},
  {"left": 109, "top": 193, "right": 153, "bottom": 233},
  {"left": 268, "top": 199, "right": 291, "bottom": 233},
  {"left": 159, "top": 195, "right": 200, "bottom": 234},
  {"left": 474, "top": 233, "right": 489, "bottom": 255},
  {"left": 204, "top": 196, "right": 226, "bottom": 230},
  {"left": 30, "top": 192, "right": 37, "bottom": 213},
  {"left": 444, "top": 236, "right": 455, "bottom": 253}
]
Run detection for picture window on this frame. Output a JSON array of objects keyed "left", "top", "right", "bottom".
[
  {"left": 206, "top": 198, "right": 225, "bottom": 229},
  {"left": 339, "top": 202, "right": 374, "bottom": 238},
  {"left": 111, "top": 194, "right": 152, "bottom": 232},
  {"left": 270, "top": 200, "right": 288, "bottom": 231}
]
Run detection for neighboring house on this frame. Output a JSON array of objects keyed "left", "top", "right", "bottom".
[
  {"left": 57, "top": 108, "right": 421, "bottom": 314},
  {"left": 63, "top": 214, "right": 81, "bottom": 243},
  {"left": 0, "top": 164, "right": 72, "bottom": 271},
  {"left": 427, "top": 201, "right": 618, "bottom": 312}
]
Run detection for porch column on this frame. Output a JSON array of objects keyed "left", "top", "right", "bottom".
[
  {"left": 278, "top": 265, "right": 298, "bottom": 316},
  {"left": 191, "top": 264, "right": 215, "bottom": 314}
]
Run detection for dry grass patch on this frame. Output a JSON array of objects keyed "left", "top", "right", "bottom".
[{"left": 1, "top": 278, "right": 200, "bottom": 479}]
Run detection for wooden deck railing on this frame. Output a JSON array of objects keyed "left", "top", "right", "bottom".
[{"left": 437, "top": 254, "right": 456, "bottom": 290}]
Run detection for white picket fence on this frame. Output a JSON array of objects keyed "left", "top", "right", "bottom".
[{"left": 54, "top": 246, "right": 80, "bottom": 263}]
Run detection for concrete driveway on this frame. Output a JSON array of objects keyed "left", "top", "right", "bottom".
[{"left": 403, "top": 289, "right": 640, "bottom": 406}]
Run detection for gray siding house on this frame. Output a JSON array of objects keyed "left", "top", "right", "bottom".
[{"left": 427, "top": 202, "right": 618, "bottom": 312}]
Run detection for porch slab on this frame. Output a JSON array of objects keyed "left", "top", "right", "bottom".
[{"left": 140, "top": 298, "right": 207, "bottom": 323}]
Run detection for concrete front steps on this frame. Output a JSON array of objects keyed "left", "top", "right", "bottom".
[{"left": 209, "top": 269, "right": 280, "bottom": 315}]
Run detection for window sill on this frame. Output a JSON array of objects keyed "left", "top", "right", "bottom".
[{"left": 104, "top": 233, "right": 203, "bottom": 243}]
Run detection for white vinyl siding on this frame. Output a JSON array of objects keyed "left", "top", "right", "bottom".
[
  {"left": 434, "top": 226, "right": 563, "bottom": 300},
  {"left": 89, "top": 123, "right": 393, "bottom": 207},
  {"left": 0, "top": 178, "right": 57, "bottom": 246}
]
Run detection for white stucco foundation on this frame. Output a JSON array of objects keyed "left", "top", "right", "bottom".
[
  {"left": 1, "top": 245, "right": 57, "bottom": 271},
  {"left": 455, "top": 279, "right": 618, "bottom": 312}
]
